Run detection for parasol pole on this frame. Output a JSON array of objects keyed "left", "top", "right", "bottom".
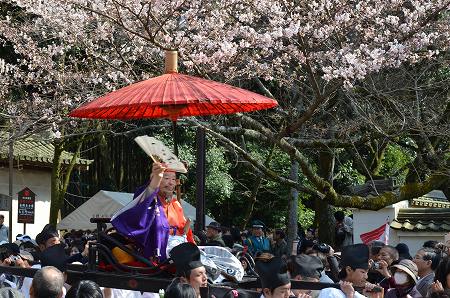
[
  {"left": 165, "top": 50, "right": 206, "bottom": 230},
  {"left": 166, "top": 51, "right": 183, "bottom": 204},
  {"left": 171, "top": 120, "right": 179, "bottom": 157},
  {"left": 165, "top": 50, "right": 178, "bottom": 74},
  {"left": 165, "top": 50, "right": 180, "bottom": 157},
  {"left": 195, "top": 127, "right": 206, "bottom": 231}
]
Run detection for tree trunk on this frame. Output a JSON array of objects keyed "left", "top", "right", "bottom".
[
  {"left": 50, "top": 141, "right": 63, "bottom": 225},
  {"left": 241, "top": 179, "right": 261, "bottom": 229},
  {"left": 287, "top": 159, "right": 299, "bottom": 255},
  {"left": 315, "top": 197, "right": 335, "bottom": 245},
  {"left": 50, "top": 139, "right": 83, "bottom": 225},
  {"left": 97, "top": 132, "right": 115, "bottom": 190},
  {"left": 241, "top": 144, "right": 276, "bottom": 229},
  {"left": 315, "top": 148, "right": 336, "bottom": 245}
]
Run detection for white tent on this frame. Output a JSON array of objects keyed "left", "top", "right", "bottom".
[{"left": 57, "top": 190, "right": 215, "bottom": 230}]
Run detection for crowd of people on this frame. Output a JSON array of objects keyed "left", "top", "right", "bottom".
[
  {"left": 2, "top": 222, "right": 450, "bottom": 298},
  {"left": 1, "top": 162, "right": 450, "bottom": 298}
]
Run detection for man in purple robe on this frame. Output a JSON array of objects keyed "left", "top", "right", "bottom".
[
  {"left": 111, "top": 162, "right": 193, "bottom": 262},
  {"left": 111, "top": 162, "right": 171, "bottom": 261}
]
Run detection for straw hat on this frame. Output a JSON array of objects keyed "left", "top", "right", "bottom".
[{"left": 392, "top": 259, "right": 418, "bottom": 283}]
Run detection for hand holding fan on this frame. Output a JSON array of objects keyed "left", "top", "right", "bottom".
[{"left": 134, "top": 135, "right": 187, "bottom": 173}]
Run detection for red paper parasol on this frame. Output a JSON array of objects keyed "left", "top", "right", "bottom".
[
  {"left": 69, "top": 51, "right": 277, "bottom": 120},
  {"left": 69, "top": 51, "right": 277, "bottom": 230}
]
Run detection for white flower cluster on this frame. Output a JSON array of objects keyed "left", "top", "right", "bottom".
[{"left": 0, "top": 0, "right": 449, "bottom": 134}]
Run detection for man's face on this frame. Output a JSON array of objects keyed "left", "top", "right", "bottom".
[
  {"left": 188, "top": 266, "right": 207, "bottom": 295},
  {"left": 70, "top": 246, "right": 80, "bottom": 256},
  {"left": 252, "top": 227, "right": 263, "bottom": 237},
  {"left": 206, "top": 227, "right": 218, "bottom": 239},
  {"left": 413, "top": 250, "right": 431, "bottom": 273},
  {"left": 264, "top": 283, "right": 291, "bottom": 298},
  {"left": 346, "top": 267, "right": 368, "bottom": 287},
  {"left": 159, "top": 172, "right": 176, "bottom": 198},
  {"left": 377, "top": 247, "right": 394, "bottom": 265},
  {"left": 0, "top": 217, "right": 4, "bottom": 225},
  {"left": 45, "top": 236, "right": 60, "bottom": 249}
]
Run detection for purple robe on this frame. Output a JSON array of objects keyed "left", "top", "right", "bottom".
[{"left": 111, "top": 186, "right": 170, "bottom": 260}]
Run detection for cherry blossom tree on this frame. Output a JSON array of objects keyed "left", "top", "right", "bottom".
[
  {"left": 0, "top": 1, "right": 140, "bottom": 223},
  {"left": 3, "top": 0, "right": 450, "bottom": 239}
]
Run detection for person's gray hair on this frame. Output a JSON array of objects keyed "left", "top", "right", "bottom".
[
  {"left": 418, "top": 247, "right": 442, "bottom": 270},
  {"left": 31, "top": 266, "right": 64, "bottom": 298},
  {"left": 382, "top": 245, "right": 399, "bottom": 261}
]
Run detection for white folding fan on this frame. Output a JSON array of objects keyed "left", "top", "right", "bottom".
[{"left": 134, "top": 135, "right": 187, "bottom": 173}]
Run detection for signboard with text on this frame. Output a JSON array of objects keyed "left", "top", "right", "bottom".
[{"left": 17, "top": 187, "right": 35, "bottom": 224}]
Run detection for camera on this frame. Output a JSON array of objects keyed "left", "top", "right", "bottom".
[
  {"left": 371, "top": 261, "right": 381, "bottom": 270},
  {"left": 9, "top": 255, "right": 20, "bottom": 266},
  {"left": 82, "top": 234, "right": 97, "bottom": 242},
  {"left": 313, "top": 243, "right": 331, "bottom": 254}
]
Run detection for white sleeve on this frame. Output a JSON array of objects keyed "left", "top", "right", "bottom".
[
  {"left": 141, "top": 293, "right": 159, "bottom": 298},
  {"left": 20, "top": 277, "right": 32, "bottom": 298},
  {"left": 318, "top": 288, "right": 346, "bottom": 298}
]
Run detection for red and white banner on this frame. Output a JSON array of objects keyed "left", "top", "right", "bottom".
[{"left": 360, "top": 223, "right": 390, "bottom": 245}]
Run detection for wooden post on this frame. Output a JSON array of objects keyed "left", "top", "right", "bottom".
[
  {"left": 8, "top": 128, "right": 13, "bottom": 243},
  {"left": 195, "top": 127, "right": 206, "bottom": 231}
]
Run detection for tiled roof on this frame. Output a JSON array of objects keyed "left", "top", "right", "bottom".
[
  {"left": 410, "top": 197, "right": 450, "bottom": 208},
  {"left": 390, "top": 208, "right": 450, "bottom": 232},
  {"left": 349, "top": 178, "right": 397, "bottom": 196},
  {"left": 423, "top": 190, "right": 448, "bottom": 200},
  {"left": 0, "top": 136, "right": 92, "bottom": 167}
]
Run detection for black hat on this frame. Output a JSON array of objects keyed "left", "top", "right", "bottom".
[
  {"left": 298, "top": 239, "right": 316, "bottom": 254},
  {"left": 36, "top": 224, "right": 59, "bottom": 246},
  {"left": 206, "top": 222, "right": 221, "bottom": 231},
  {"left": 341, "top": 244, "right": 369, "bottom": 270},
  {"left": 255, "top": 256, "right": 290, "bottom": 290},
  {"left": 0, "top": 243, "right": 20, "bottom": 256},
  {"left": 251, "top": 220, "right": 265, "bottom": 229},
  {"left": 288, "top": 255, "right": 323, "bottom": 279},
  {"left": 40, "top": 243, "right": 68, "bottom": 272},
  {"left": 170, "top": 242, "right": 203, "bottom": 276}
]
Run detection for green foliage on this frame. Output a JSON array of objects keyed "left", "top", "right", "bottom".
[
  {"left": 334, "top": 159, "right": 365, "bottom": 190},
  {"left": 205, "top": 145, "right": 234, "bottom": 204},
  {"left": 379, "top": 144, "right": 414, "bottom": 184},
  {"left": 297, "top": 195, "right": 315, "bottom": 229}
]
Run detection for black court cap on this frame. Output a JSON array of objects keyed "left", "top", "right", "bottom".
[
  {"left": 289, "top": 254, "right": 323, "bottom": 278},
  {"left": 40, "top": 243, "right": 68, "bottom": 272},
  {"left": 341, "top": 243, "right": 369, "bottom": 270},
  {"left": 255, "top": 256, "right": 290, "bottom": 290},
  {"left": 36, "top": 224, "right": 59, "bottom": 245},
  {"left": 170, "top": 242, "right": 203, "bottom": 276}
]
